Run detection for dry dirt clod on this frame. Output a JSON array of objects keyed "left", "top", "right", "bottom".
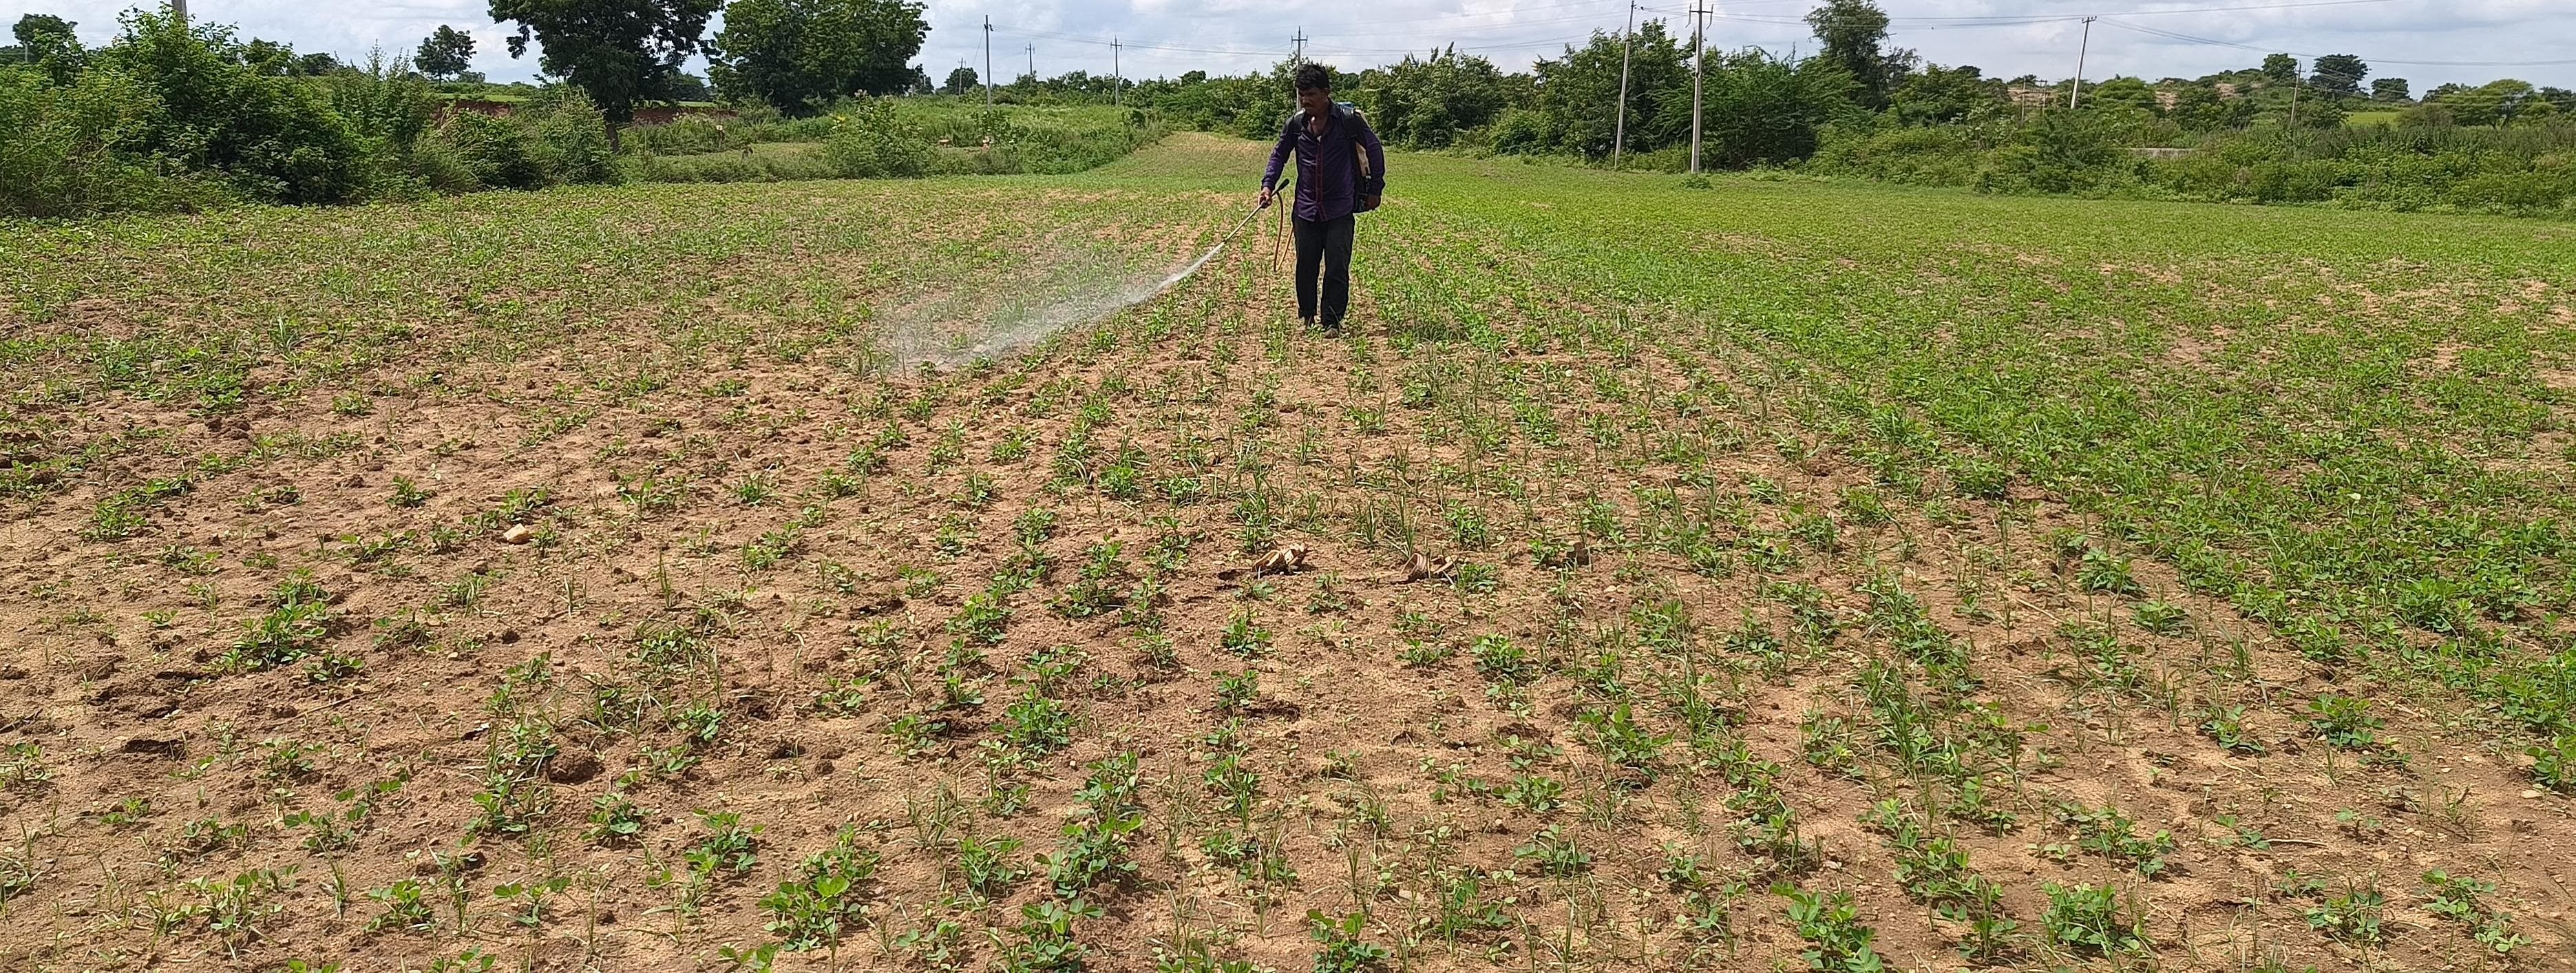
[
  {"left": 500, "top": 524, "right": 535, "bottom": 544},
  {"left": 119, "top": 737, "right": 184, "bottom": 758},
  {"left": 1221, "top": 545, "right": 1311, "bottom": 580},
  {"left": 546, "top": 749, "right": 603, "bottom": 784},
  {"left": 1397, "top": 551, "right": 1455, "bottom": 583}
]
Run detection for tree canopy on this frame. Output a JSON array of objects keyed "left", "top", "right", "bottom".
[
  {"left": 1805, "top": 0, "right": 1910, "bottom": 109},
  {"left": 414, "top": 25, "right": 476, "bottom": 81},
  {"left": 708, "top": 0, "right": 929, "bottom": 114},
  {"left": 2310, "top": 54, "right": 2366, "bottom": 96},
  {"left": 1530, "top": 21, "right": 1688, "bottom": 158},
  {"left": 487, "top": 0, "right": 721, "bottom": 127}
]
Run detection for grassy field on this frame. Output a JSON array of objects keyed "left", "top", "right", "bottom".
[{"left": 2, "top": 133, "right": 2573, "bottom": 972}]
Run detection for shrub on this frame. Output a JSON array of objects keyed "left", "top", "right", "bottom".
[
  {"left": 823, "top": 100, "right": 933, "bottom": 178},
  {"left": 0, "top": 64, "right": 220, "bottom": 217},
  {"left": 1811, "top": 121, "right": 1982, "bottom": 185},
  {"left": 105, "top": 10, "right": 370, "bottom": 205},
  {"left": 410, "top": 90, "right": 616, "bottom": 193},
  {"left": 423, "top": 112, "right": 542, "bottom": 190},
  {"left": 520, "top": 89, "right": 615, "bottom": 185}
]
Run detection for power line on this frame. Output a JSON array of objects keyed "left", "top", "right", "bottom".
[
  {"left": 1000, "top": 23, "right": 1586, "bottom": 60},
  {"left": 2101, "top": 18, "right": 2576, "bottom": 67},
  {"left": 1700, "top": 0, "right": 2403, "bottom": 28}
]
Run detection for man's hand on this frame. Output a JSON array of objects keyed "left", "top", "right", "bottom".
[{"left": 1258, "top": 186, "right": 1274, "bottom": 209}]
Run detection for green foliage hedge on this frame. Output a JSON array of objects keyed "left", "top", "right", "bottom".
[
  {"left": 1808, "top": 110, "right": 2576, "bottom": 216},
  {"left": 1, "top": 10, "right": 620, "bottom": 218},
  {"left": 616, "top": 99, "right": 1168, "bottom": 183}
]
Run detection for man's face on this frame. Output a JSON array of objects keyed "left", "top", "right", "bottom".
[{"left": 1297, "top": 86, "right": 1330, "bottom": 116}]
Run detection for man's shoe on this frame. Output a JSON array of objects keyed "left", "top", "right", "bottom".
[{"left": 1321, "top": 319, "right": 1342, "bottom": 337}]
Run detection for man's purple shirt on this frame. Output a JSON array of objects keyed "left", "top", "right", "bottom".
[{"left": 1262, "top": 105, "right": 1386, "bottom": 223}]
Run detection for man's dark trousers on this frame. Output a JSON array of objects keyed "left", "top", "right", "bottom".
[{"left": 1293, "top": 214, "right": 1355, "bottom": 327}]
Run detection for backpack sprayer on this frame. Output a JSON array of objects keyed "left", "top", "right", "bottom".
[{"left": 1138, "top": 126, "right": 1380, "bottom": 303}]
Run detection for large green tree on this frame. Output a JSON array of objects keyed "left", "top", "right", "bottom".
[
  {"left": 1356, "top": 48, "right": 1508, "bottom": 149},
  {"left": 1804, "top": 0, "right": 1910, "bottom": 109},
  {"left": 13, "top": 13, "right": 76, "bottom": 59},
  {"left": 11, "top": 13, "right": 83, "bottom": 82},
  {"left": 708, "top": 0, "right": 928, "bottom": 114},
  {"left": 1689, "top": 49, "right": 1858, "bottom": 168},
  {"left": 2440, "top": 79, "right": 2536, "bottom": 126},
  {"left": 2310, "top": 54, "right": 2365, "bottom": 96},
  {"left": 1530, "top": 21, "right": 1687, "bottom": 158},
  {"left": 487, "top": 0, "right": 720, "bottom": 127},
  {"left": 1888, "top": 63, "right": 2002, "bottom": 126},
  {"left": 414, "top": 25, "right": 476, "bottom": 80}
]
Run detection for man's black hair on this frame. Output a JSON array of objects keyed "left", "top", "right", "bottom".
[{"left": 1292, "top": 63, "right": 1331, "bottom": 92}]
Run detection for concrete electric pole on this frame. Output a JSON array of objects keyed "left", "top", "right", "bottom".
[
  {"left": 2069, "top": 16, "right": 2097, "bottom": 109},
  {"left": 1612, "top": 0, "right": 1636, "bottom": 169},
  {"left": 1689, "top": 1, "right": 1709, "bottom": 174}
]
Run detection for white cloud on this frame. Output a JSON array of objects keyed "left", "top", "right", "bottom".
[{"left": 21, "top": 0, "right": 2574, "bottom": 90}]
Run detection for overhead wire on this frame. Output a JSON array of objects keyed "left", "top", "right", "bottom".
[{"left": 2099, "top": 18, "right": 2576, "bottom": 68}]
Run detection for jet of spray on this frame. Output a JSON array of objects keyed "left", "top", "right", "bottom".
[{"left": 876, "top": 185, "right": 1285, "bottom": 369}]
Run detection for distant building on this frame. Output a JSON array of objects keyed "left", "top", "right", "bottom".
[{"left": 2006, "top": 86, "right": 2058, "bottom": 109}]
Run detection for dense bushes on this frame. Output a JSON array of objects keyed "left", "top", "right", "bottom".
[
  {"left": 1806, "top": 109, "right": 2576, "bottom": 216},
  {"left": 822, "top": 100, "right": 934, "bottom": 178},
  {"left": 0, "top": 63, "right": 220, "bottom": 218},
  {"left": 105, "top": 12, "right": 372, "bottom": 205},
  {"left": 614, "top": 99, "right": 1168, "bottom": 183},
  {"left": 1, "top": 10, "right": 619, "bottom": 218}
]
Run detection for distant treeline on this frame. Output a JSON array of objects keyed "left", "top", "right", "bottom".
[
  {"left": 994, "top": 3, "right": 2576, "bottom": 217},
  {"left": 12, "top": 1, "right": 2576, "bottom": 219}
]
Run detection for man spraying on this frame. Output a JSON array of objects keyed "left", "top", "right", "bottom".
[{"left": 1259, "top": 63, "right": 1386, "bottom": 337}]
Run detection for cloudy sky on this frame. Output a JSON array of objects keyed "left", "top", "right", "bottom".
[{"left": 18, "top": 1, "right": 2574, "bottom": 92}]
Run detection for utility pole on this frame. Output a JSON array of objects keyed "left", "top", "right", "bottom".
[
  {"left": 2289, "top": 75, "right": 2301, "bottom": 126},
  {"left": 171, "top": 0, "right": 186, "bottom": 18},
  {"left": 982, "top": 17, "right": 993, "bottom": 105},
  {"left": 1292, "top": 28, "right": 1307, "bottom": 66},
  {"left": 1112, "top": 38, "right": 1121, "bottom": 105},
  {"left": 2069, "top": 16, "right": 2096, "bottom": 109},
  {"left": 1612, "top": 0, "right": 1636, "bottom": 169},
  {"left": 1689, "top": 1, "right": 1709, "bottom": 174},
  {"left": 1025, "top": 44, "right": 1034, "bottom": 84}
]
